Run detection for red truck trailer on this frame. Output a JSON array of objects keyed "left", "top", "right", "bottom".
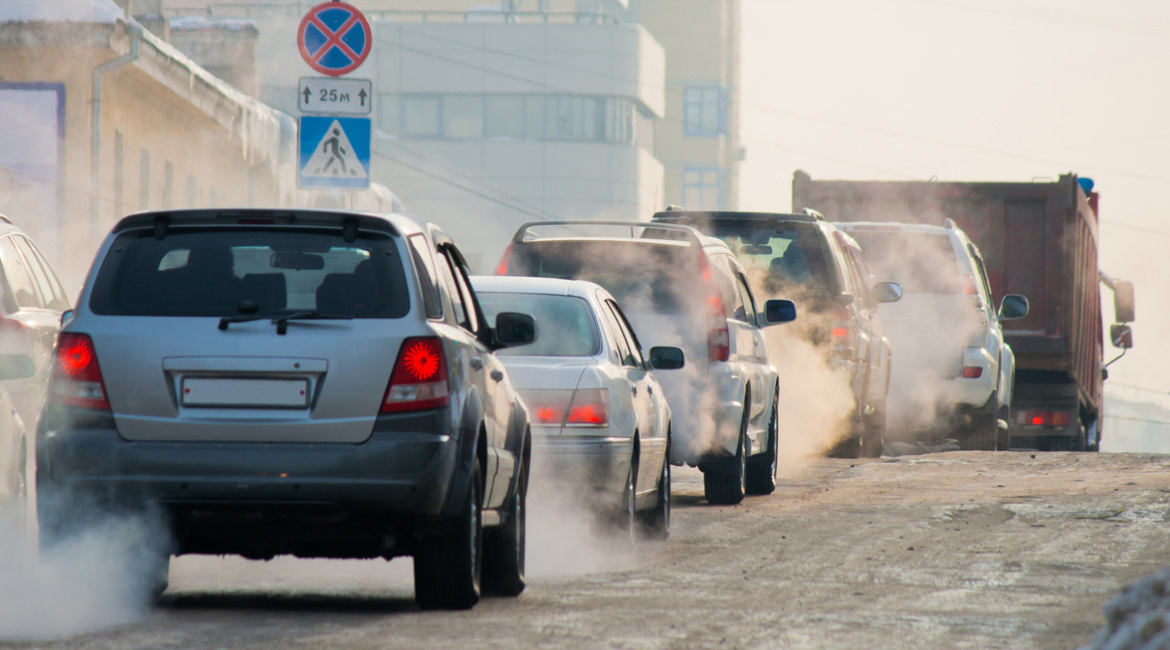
[{"left": 792, "top": 171, "right": 1134, "bottom": 451}]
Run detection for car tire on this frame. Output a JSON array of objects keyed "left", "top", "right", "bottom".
[
  {"left": 617, "top": 453, "right": 638, "bottom": 543},
  {"left": 745, "top": 390, "right": 778, "bottom": 495},
  {"left": 704, "top": 398, "right": 748, "bottom": 506},
  {"left": 414, "top": 457, "right": 483, "bottom": 611},
  {"left": 861, "top": 398, "right": 885, "bottom": 459},
  {"left": 637, "top": 433, "right": 671, "bottom": 540},
  {"left": 482, "top": 454, "right": 527, "bottom": 597}
]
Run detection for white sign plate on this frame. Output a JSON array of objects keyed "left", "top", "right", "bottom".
[
  {"left": 299, "top": 77, "right": 372, "bottom": 115},
  {"left": 182, "top": 378, "right": 309, "bottom": 408}
]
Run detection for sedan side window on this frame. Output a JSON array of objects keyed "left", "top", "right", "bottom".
[
  {"left": 606, "top": 299, "right": 644, "bottom": 368},
  {"left": 598, "top": 299, "right": 635, "bottom": 366}
]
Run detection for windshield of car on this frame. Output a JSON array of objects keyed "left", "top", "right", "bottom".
[
  {"left": 477, "top": 292, "right": 601, "bottom": 357},
  {"left": 506, "top": 241, "right": 702, "bottom": 315},
  {"left": 706, "top": 225, "right": 836, "bottom": 298},
  {"left": 844, "top": 230, "right": 964, "bottom": 294},
  {"left": 89, "top": 228, "right": 410, "bottom": 318}
]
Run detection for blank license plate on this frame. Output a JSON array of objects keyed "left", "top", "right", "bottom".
[{"left": 182, "top": 378, "right": 309, "bottom": 408}]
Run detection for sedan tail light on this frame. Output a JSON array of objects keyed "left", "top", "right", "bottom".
[
  {"left": 49, "top": 333, "right": 109, "bottom": 410},
  {"left": 522, "top": 388, "right": 609, "bottom": 427},
  {"left": 381, "top": 337, "right": 450, "bottom": 413}
]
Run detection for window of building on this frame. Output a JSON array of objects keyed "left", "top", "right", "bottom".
[
  {"left": 443, "top": 95, "right": 484, "bottom": 138},
  {"left": 485, "top": 95, "right": 525, "bottom": 138},
  {"left": 683, "top": 85, "right": 725, "bottom": 138},
  {"left": 402, "top": 95, "right": 441, "bottom": 137},
  {"left": 683, "top": 167, "right": 723, "bottom": 210}
]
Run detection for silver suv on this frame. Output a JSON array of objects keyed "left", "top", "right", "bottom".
[
  {"left": 836, "top": 220, "right": 1028, "bottom": 449},
  {"left": 495, "top": 221, "right": 796, "bottom": 505},
  {"left": 37, "top": 209, "right": 535, "bottom": 610}
]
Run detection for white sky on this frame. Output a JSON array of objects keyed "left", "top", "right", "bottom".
[{"left": 739, "top": 0, "right": 1170, "bottom": 412}]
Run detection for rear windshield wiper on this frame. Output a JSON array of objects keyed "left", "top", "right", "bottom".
[{"left": 218, "top": 311, "right": 353, "bottom": 334}]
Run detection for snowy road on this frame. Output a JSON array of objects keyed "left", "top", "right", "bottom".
[{"left": 8, "top": 451, "right": 1170, "bottom": 649}]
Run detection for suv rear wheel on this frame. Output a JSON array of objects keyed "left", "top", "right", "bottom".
[
  {"left": 414, "top": 457, "right": 483, "bottom": 610},
  {"left": 861, "top": 398, "right": 885, "bottom": 458},
  {"left": 704, "top": 396, "right": 748, "bottom": 505},
  {"left": 745, "top": 390, "right": 778, "bottom": 495}
]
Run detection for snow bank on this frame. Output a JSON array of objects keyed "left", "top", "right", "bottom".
[
  {"left": 1080, "top": 567, "right": 1170, "bottom": 650},
  {"left": 169, "top": 16, "right": 258, "bottom": 32},
  {"left": 0, "top": 0, "right": 123, "bottom": 24}
]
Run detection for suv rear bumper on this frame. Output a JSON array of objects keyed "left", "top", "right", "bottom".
[{"left": 37, "top": 406, "right": 464, "bottom": 521}]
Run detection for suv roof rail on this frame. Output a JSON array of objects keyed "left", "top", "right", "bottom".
[
  {"left": 802, "top": 208, "right": 825, "bottom": 221},
  {"left": 944, "top": 218, "right": 957, "bottom": 229},
  {"left": 0, "top": 213, "right": 13, "bottom": 225},
  {"left": 652, "top": 210, "right": 822, "bottom": 224},
  {"left": 511, "top": 220, "right": 704, "bottom": 247},
  {"left": 663, "top": 204, "right": 685, "bottom": 211}
]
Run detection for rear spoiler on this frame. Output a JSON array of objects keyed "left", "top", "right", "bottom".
[{"left": 510, "top": 220, "right": 705, "bottom": 247}]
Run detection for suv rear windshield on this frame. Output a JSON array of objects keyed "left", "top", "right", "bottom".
[
  {"left": 844, "top": 231, "right": 963, "bottom": 294},
  {"left": 703, "top": 224, "right": 837, "bottom": 297},
  {"left": 505, "top": 240, "right": 701, "bottom": 315},
  {"left": 90, "top": 228, "right": 410, "bottom": 318}
]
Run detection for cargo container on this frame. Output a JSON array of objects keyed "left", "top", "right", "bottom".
[{"left": 792, "top": 171, "right": 1134, "bottom": 451}]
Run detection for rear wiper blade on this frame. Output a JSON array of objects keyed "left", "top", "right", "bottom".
[
  {"left": 272, "top": 311, "right": 353, "bottom": 335},
  {"left": 218, "top": 314, "right": 266, "bottom": 330}
]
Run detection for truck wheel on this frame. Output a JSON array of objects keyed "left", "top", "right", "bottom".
[
  {"left": 746, "top": 391, "right": 778, "bottom": 495},
  {"left": 704, "top": 401, "right": 748, "bottom": 505},
  {"left": 637, "top": 434, "right": 671, "bottom": 540},
  {"left": 861, "top": 398, "right": 885, "bottom": 458},
  {"left": 414, "top": 458, "right": 483, "bottom": 610},
  {"left": 482, "top": 456, "right": 526, "bottom": 597}
]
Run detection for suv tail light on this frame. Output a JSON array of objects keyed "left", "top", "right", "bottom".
[
  {"left": 494, "top": 244, "right": 515, "bottom": 275},
  {"left": 522, "top": 388, "right": 609, "bottom": 427},
  {"left": 698, "top": 253, "right": 730, "bottom": 362},
  {"left": 381, "top": 337, "right": 450, "bottom": 413},
  {"left": 49, "top": 333, "right": 109, "bottom": 410},
  {"left": 831, "top": 306, "right": 854, "bottom": 348}
]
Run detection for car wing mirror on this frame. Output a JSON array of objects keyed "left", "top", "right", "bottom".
[
  {"left": 648, "top": 346, "right": 685, "bottom": 370},
  {"left": 760, "top": 299, "right": 797, "bottom": 326},
  {"left": 0, "top": 354, "right": 35, "bottom": 380},
  {"left": 998, "top": 294, "right": 1029, "bottom": 320},
  {"left": 1111, "top": 323, "right": 1133, "bottom": 349},
  {"left": 60, "top": 309, "right": 74, "bottom": 326},
  {"left": 494, "top": 312, "right": 535, "bottom": 348},
  {"left": 872, "top": 282, "right": 903, "bottom": 304}
]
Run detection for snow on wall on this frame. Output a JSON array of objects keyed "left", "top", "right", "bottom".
[
  {"left": 169, "top": 16, "right": 258, "bottom": 32},
  {"left": 0, "top": 0, "right": 124, "bottom": 24}
]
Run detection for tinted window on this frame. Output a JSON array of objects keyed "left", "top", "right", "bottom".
[
  {"left": 478, "top": 293, "right": 600, "bottom": 357},
  {"left": 19, "top": 239, "right": 70, "bottom": 310},
  {"left": 506, "top": 241, "right": 701, "bottom": 315},
  {"left": 606, "top": 299, "right": 645, "bottom": 367},
  {"left": 407, "top": 234, "right": 443, "bottom": 319},
  {"left": 846, "top": 231, "right": 963, "bottom": 294},
  {"left": 90, "top": 228, "right": 410, "bottom": 318},
  {"left": 12, "top": 236, "right": 58, "bottom": 310},
  {"left": 734, "top": 273, "right": 757, "bottom": 323},
  {"left": 597, "top": 297, "right": 635, "bottom": 365},
  {"left": 0, "top": 237, "right": 40, "bottom": 308},
  {"left": 705, "top": 224, "right": 836, "bottom": 298}
]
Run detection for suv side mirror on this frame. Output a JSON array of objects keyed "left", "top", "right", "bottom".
[
  {"left": 998, "top": 294, "right": 1029, "bottom": 320},
  {"left": 0, "top": 354, "right": 35, "bottom": 380},
  {"left": 760, "top": 299, "right": 797, "bottom": 326},
  {"left": 60, "top": 309, "right": 74, "bottom": 326},
  {"left": 1111, "top": 323, "right": 1133, "bottom": 349},
  {"left": 648, "top": 346, "right": 685, "bottom": 370},
  {"left": 1113, "top": 280, "right": 1135, "bottom": 323},
  {"left": 872, "top": 282, "right": 903, "bottom": 304},
  {"left": 494, "top": 312, "right": 536, "bottom": 347}
]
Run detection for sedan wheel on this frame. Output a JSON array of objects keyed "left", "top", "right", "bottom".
[{"left": 637, "top": 434, "right": 671, "bottom": 540}]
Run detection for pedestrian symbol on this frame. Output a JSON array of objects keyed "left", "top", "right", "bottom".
[{"left": 298, "top": 116, "right": 371, "bottom": 189}]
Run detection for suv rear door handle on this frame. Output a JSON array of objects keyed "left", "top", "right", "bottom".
[{"left": 490, "top": 369, "right": 504, "bottom": 382}]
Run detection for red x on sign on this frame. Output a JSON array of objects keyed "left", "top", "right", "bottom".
[{"left": 297, "top": 1, "right": 372, "bottom": 77}]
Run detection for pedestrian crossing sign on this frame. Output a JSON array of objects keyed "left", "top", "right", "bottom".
[{"left": 298, "top": 115, "right": 370, "bottom": 189}]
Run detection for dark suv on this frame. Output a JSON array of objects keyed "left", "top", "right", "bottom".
[
  {"left": 38, "top": 209, "right": 535, "bottom": 610},
  {"left": 653, "top": 209, "right": 901, "bottom": 458}
]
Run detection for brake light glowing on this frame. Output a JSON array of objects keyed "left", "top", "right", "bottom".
[
  {"left": 49, "top": 333, "right": 109, "bottom": 410},
  {"left": 522, "top": 388, "right": 608, "bottom": 427},
  {"left": 963, "top": 274, "right": 978, "bottom": 296},
  {"left": 1018, "top": 410, "right": 1071, "bottom": 427},
  {"left": 382, "top": 337, "right": 450, "bottom": 413},
  {"left": 699, "top": 253, "right": 729, "bottom": 362},
  {"left": 494, "top": 244, "right": 514, "bottom": 275},
  {"left": 831, "top": 327, "right": 849, "bottom": 340},
  {"left": 961, "top": 366, "right": 983, "bottom": 379}
]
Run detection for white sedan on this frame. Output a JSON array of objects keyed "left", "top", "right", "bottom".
[{"left": 472, "top": 276, "right": 683, "bottom": 539}]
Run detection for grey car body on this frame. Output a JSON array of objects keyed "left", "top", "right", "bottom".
[{"left": 37, "top": 209, "right": 533, "bottom": 609}]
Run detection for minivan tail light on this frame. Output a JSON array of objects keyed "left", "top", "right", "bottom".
[
  {"left": 49, "top": 333, "right": 109, "bottom": 410},
  {"left": 494, "top": 244, "right": 514, "bottom": 276},
  {"left": 381, "top": 337, "right": 450, "bottom": 413},
  {"left": 698, "top": 252, "right": 730, "bottom": 362}
]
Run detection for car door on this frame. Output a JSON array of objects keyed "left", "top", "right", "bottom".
[
  {"left": 0, "top": 235, "right": 59, "bottom": 429},
  {"left": 967, "top": 241, "right": 1010, "bottom": 407},
  {"left": 603, "top": 298, "right": 662, "bottom": 497},
  {"left": 732, "top": 267, "right": 771, "bottom": 441}
]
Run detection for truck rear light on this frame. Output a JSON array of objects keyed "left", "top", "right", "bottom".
[
  {"left": 49, "top": 333, "right": 109, "bottom": 410},
  {"left": 1016, "top": 410, "right": 1071, "bottom": 427},
  {"left": 961, "top": 366, "right": 983, "bottom": 379},
  {"left": 698, "top": 252, "right": 729, "bottom": 362},
  {"left": 521, "top": 388, "right": 609, "bottom": 427},
  {"left": 494, "top": 244, "right": 514, "bottom": 275},
  {"left": 381, "top": 337, "right": 450, "bottom": 413}
]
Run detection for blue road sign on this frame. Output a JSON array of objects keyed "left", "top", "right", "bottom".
[
  {"left": 298, "top": 115, "right": 370, "bottom": 190},
  {"left": 297, "top": 1, "right": 372, "bottom": 77}
]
